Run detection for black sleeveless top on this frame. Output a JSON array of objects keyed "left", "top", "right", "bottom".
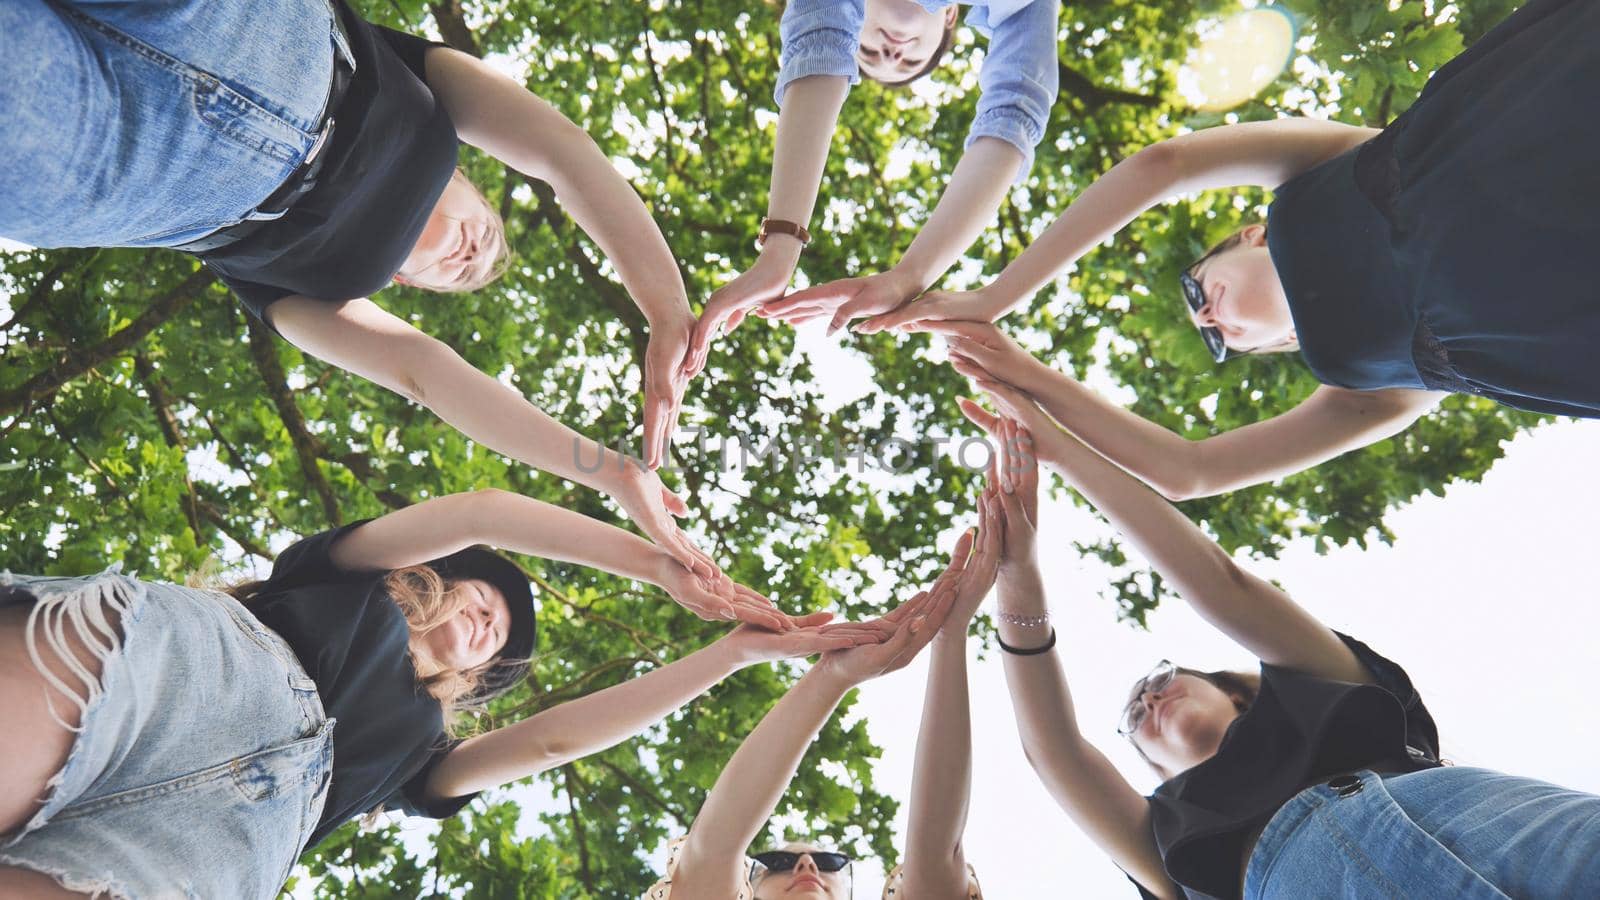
[
  {"left": 200, "top": 1, "right": 459, "bottom": 321},
  {"left": 1140, "top": 633, "right": 1441, "bottom": 900},
  {"left": 1265, "top": 0, "right": 1600, "bottom": 418},
  {"left": 246, "top": 521, "right": 487, "bottom": 846}
]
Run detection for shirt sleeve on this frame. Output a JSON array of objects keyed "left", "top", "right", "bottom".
[
  {"left": 371, "top": 24, "right": 450, "bottom": 80},
  {"left": 773, "top": 0, "right": 865, "bottom": 107},
  {"left": 264, "top": 519, "right": 377, "bottom": 591},
  {"left": 382, "top": 739, "right": 481, "bottom": 820},
  {"left": 1334, "top": 631, "right": 1443, "bottom": 763},
  {"left": 964, "top": 0, "right": 1060, "bottom": 182}
]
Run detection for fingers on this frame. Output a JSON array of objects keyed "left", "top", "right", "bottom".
[
  {"left": 757, "top": 281, "right": 850, "bottom": 317},
  {"left": 687, "top": 306, "right": 730, "bottom": 377},
  {"left": 791, "top": 611, "right": 835, "bottom": 628},
  {"left": 659, "top": 486, "right": 690, "bottom": 518},
  {"left": 854, "top": 302, "right": 933, "bottom": 334},
  {"left": 957, "top": 396, "right": 1001, "bottom": 434}
]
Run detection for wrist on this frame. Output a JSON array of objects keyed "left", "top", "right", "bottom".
[
  {"left": 805, "top": 659, "right": 859, "bottom": 696},
  {"left": 889, "top": 259, "right": 938, "bottom": 296},
  {"left": 642, "top": 296, "right": 694, "bottom": 330},
  {"left": 757, "top": 237, "right": 804, "bottom": 274},
  {"left": 976, "top": 280, "right": 1022, "bottom": 318}
]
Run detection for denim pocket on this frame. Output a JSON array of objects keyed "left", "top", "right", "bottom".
[{"left": 190, "top": 74, "right": 307, "bottom": 166}]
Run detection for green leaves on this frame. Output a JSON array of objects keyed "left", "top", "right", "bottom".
[{"left": 0, "top": 0, "right": 1543, "bottom": 896}]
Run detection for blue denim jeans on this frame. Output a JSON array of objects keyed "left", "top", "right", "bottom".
[
  {"left": 0, "top": 570, "right": 335, "bottom": 900},
  {"left": 1245, "top": 767, "right": 1600, "bottom": 899},
  {"left": 0, "top": 0, "right": 337, "bottom": 248}
]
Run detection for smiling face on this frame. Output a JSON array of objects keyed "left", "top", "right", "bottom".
[
  {"left": 1186, "top": 224, "right": 1297, "bottom": 354},
  {"left": 751, "top": 843, "right": 850, "bottom": 900},
  {"left": 856, "top": 0, "right": 957, "bottom": 84},
  {"left": 418, "top": 578, "right": 512, "bottom": 672},
  {"left": 395, "top": 171, "right": 509, "bottom": 292},
  {"left": 1126, "top": 671, "right": 1244, "bottom": 777}
]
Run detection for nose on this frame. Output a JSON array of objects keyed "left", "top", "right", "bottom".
[
  {"left": 1192, "top": 300, "right": 1218, "bottom": 328},
  {"left": 794, "top": 853, "right": 820, "bottom": 875}
]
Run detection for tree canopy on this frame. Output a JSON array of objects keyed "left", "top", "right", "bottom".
[{"left": 0, "top": 0, "right": 1542, "bottom": 895}]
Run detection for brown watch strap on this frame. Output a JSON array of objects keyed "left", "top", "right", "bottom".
[{"left": 756, "top": 218, "right": 812, "bottom": 250}]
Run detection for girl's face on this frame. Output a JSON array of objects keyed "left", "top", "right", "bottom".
[
  {"left": 396, "top": 174, "right": 504, "bottom": 291},
  {"left": 1127, "top": 672, "right": 1242, "bottom": 776},
  {"left": 752, "top": 843, "right": 849, "bottom": 900},
  {"left": 419, "top": 578, "right": 512, "bottom": 671},
  {"left": 857, "top": 0, "right": 955, "bottom": 82},
  {"left": 1187, "top": 225, "right": 1296, "bottom": 353}
]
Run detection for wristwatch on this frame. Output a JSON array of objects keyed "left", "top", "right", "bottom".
[{"left": 755, "top": 218, "right": 812, "bottom": 251}]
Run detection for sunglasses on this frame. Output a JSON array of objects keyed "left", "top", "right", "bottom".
[
  {"left": 1178, "top": 243, "right": 1232, "bottom": 363},
  {"left": 750, "top": 850, "right": 853, "bottom": 880},
  {"left": 1118, "top": 659, "right": 1178, "bottom": 736}
]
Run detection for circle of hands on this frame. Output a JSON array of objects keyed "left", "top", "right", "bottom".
[{"left": 629, "top": 253, "right": 1055, "bottom": 661}]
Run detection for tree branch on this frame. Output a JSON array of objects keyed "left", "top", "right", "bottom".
[
  {"left": 0, "top": 268, "right": 215, "bottom": 419},
  {"left": 1055, "top": 57, "right": 1162, "bottom": 110},
  {"left": 244, "top": 317, "right": 342, "bottom": 525},
  {"left": 560, "top": 766, "right": 596, "bottom": 892},
  {"left": 427, "top": 0, "right": 481, "bottom": 56}
]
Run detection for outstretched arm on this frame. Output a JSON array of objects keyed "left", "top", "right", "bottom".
[
  {"left": 423, "top": 619, "right": 881, "bottom": 801},
  {"left": 759, "top": 138, "right": 1023, "bottom": 333},
  {"left": 671, "top": 531, "right": 996, "bottom": 895},
  {"left": 424, "top": 47, "right": 694, "bottom": 468},
  {"left": 866, "top": 117, "right": 1380, "bottom": 329},
  {"left": 324, "top": 488, "right": 784, "bottom": 628},
  {"left": 960, "top": 385, "right": 1372, "bottom": 685},
  {"left": 266, "top": 296, "right": 733, "bottom": 588},
  {"left": 897, "top": 494, "right": 1006, "bottom": 899},
  {"left": 685, "top": 73, "right": 852, "bottom": 373},
  {"left": 925, "top": 320, "right": 1442, "bottom": 500}
]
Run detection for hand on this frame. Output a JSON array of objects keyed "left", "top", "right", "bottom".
[
  {"left": 757, "top": 268, "right": 923, "bottom": 336},
  {"left": 643, "top": 312, "right": 696, "bottom": 469},
  {"left": 813, "top": 525, "right": 997, "bottom": 685},
  {"left": 613, "top": 464, "right": 724, "bottom": 582},
  {"left": 968, "top": 414, "right": 1040, "bottom": 575},
  {"left": 720, "top": 614, "right": 889, "bottom": 666},
  {"left": 853, "top": 286, "right": 1013, "bottom": 333},
  {"left": 951, "top": 360, "right": 1060, "bottom": 441},
  {"left": 686, "top": 250, "right": 798, "bottom": 376},
  {"left": 655, "top": 555, "right": 796, "bottom": 631},
  {"left": 943, "top": 492, "right": 1004, "bottom": 635},
  {"left": 910, "top": 319, "right": 1048, "bottom": 393}
]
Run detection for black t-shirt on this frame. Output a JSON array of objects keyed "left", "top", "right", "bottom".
[
  {"left": 1136, "top": 633, "right": 1441, "bottom": 900},
  {"left": 246, "top": 520, "right": 485, "bottom": 846},
  {"left": 198, "top": 1, "right": 459, "bottom": 321}
]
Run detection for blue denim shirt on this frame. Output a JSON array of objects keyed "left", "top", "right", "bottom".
[{"left": 775, "top": 0, "right": 1060, "bottom": 181}]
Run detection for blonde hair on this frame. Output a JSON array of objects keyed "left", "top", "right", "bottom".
[
  {"left": 226, "top": 563, "right": 497, "bottom": 738},
  {"left": 401, "top": 169, "right": 513, "bottom": 294},
  {"left": 383, "top": 564, "right": 498, "bottom": 734}
]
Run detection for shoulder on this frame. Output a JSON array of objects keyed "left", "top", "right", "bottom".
[
  {"left": 883, "top": 862, "right": 984, "bottom": 899},
  {"left": 644, "top": 837, "right": 754, "bottom": 900}
]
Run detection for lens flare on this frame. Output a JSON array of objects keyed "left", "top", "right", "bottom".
[{"left": 1180, "top": 7, "right": 1297, "bottom": 112}]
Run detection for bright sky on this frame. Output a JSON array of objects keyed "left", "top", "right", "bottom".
[{"left": 781, "top": 329, "right": 1600, "bottom": 898}]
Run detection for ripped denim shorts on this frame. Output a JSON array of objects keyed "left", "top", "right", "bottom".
[{"left": 1, "top": 569, "right": 335, "bottom": 900}]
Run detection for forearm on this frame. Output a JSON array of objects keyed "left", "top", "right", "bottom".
[
  {"left": 996, "top": 563, "right": 1090, "bottom": 761},
  {"left": 1031, "top": 424, "right": 1239, "bottom": 607},
  {"left": 894, "top": 138, "right": 1024, "bottom": 290},
  {"left": 1023, "top": 367, "right": 1201, "bottom": 501},
  {"left": 474, "top": 490, "right": 670, "bottom": 585},
  {"left": 767, "top": 76, "right": 849, "bottom": 231},
  {"left": 683, "top": 666, "right": 851, "bottom": 860},
  {"left": 986, "top": 143, "right": 1176, "bottom": 313},
  {"left": 431, "top": 638, "right": 745, "bottom": 794},
  {"left": 408, "top": 339, "right": 629, "bottom": 494},
  {"left": 530, "top": 121, "right": 690, "bottom": 325},
  {"left": 902, "top": 635, "right": 974, "bottom": 881}
]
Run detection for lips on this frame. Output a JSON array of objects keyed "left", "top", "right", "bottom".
[{"left": 790, "top": 874, "right": 824, "bottom": 891}]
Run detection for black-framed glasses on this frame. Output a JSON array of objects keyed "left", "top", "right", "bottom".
[
  {"left": 1178, "top": 254, "right": 1231, "bottom": 364},
  {"left": 1118, "top": 659, "right": 1178, "bottom": 736},
  {"left": 750, "top": 849, "right": 853, "bottom": 881}
]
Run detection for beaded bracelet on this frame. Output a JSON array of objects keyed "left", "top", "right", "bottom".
[
  {"left": 998, "top": 628, "right": 1057, "bottom": 656},
  {"left": 997, "top": 608, "right": 1050, "bottom": 628}
]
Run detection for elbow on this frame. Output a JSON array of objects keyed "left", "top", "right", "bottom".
[
  {"left": 393, "top": 335, "right": 456, "bottom": 406},
  {"left": 1130, "top": 138, "right": 1183, "bottom": 186}
]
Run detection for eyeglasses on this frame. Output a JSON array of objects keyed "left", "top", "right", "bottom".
[
  {"left": 1178, "top": 252, "right": 1231, "bottom": 364},
  {"left": 1118, "top": 659, "right": 1178, "bottom": 736},
  {"left": 749, "top": 850, "right": 853, "bottom": 881}
]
